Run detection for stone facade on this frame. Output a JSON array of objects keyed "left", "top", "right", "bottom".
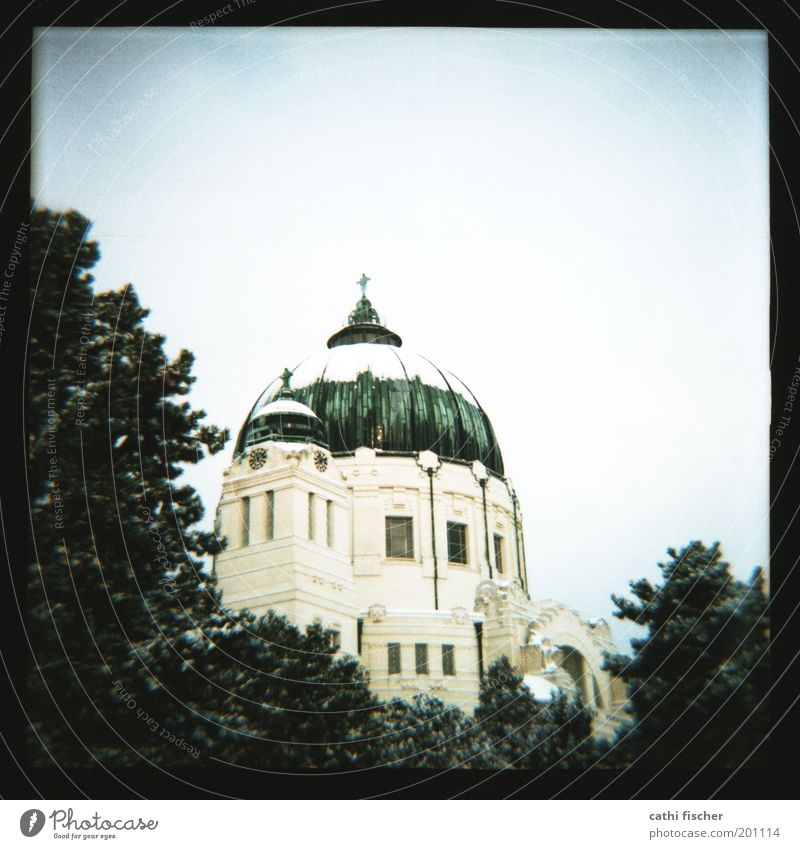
[{"left": 214, "top": 440, "right": 627, "bottom": 735}]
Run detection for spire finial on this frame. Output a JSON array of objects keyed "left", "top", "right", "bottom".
[{"left": 357, "top": 273, "right": 370, "bottom": 297}]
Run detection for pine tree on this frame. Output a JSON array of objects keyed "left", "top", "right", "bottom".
[
  {"left": 474, "top": 657, "right": 543, "bottom": 767},
  {"left": 28, "top": 207, "right": 229, "bottom": 765},
  {"left": 474, "top": 658, "right": 597, "bottom": 769},
  {"left": 603, "top": 541, "right": 769, "bottom": 770},
  {"left": 377, "top": 694, "right": 501, "bottom": 769},
  {"left": 540, "top": 691, "right": 598, "bottom": 769},
  {"left": 139, "top": 610, "right": 386, "bottom": 769},
  {"left": 27, "top": 207, "right": 380, "bottom": 769}
]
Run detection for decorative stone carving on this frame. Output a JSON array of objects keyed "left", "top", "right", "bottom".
[
  {"left": 588, "top": 617, "right": 613, "bottom": 642},
  {"left": 523, "top": 628, "right": 564, "bottom": 672},
  {"left": 367, "top": 603, "right": 387, "bottom": 623},
  {"left": 474, "top": 580, "right": 499, "bottom": 614},
  {"left": 451, "top": 606, "right": 469, "bottom": 625},
  {"left": 284, "top": 447, "right": 306, "bottom": 465},
  {"left": 506, "top": 580, "right": 527, "bottom": 603},
  {"left": 474, "top": 578, "right": 529, "bottom": 615}
]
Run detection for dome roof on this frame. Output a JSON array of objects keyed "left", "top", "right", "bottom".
[{"left": 235, "top": 280, "right": 504, "bottom": 474}]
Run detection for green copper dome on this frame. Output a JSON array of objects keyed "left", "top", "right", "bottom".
[{"left": 235, "top": 280, "right": 504, "bottom": 475}]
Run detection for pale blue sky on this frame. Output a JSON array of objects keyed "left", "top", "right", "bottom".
[{"left": 32, "top": 27, "right": 769, "bottom": 647}]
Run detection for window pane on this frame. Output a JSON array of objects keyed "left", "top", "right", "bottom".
[
  {"left": 241, "top": 497, "right": 250, "bottom": 547},
  {"left": 415, "top": 643, "right": 429, "bottom": 675},
  {"left": 386, "top": 516, "right": 414, "bottom": 559},
  {"left": 308, "top": 492, "right": 315, "bottom": 541},
  {"left": 447, "top": 521, "right": 468, "bottom": 564},
  {"left": 494, "top": 533, "right": 504, "bottom": 573},
  {"left": 442, "top": 644, "right": 455, "bottom": 676},
  {"left": 265, "top": 490, "right": 274, "bottom": 540},
  {"left": 326, "top": 500, "right": 334, "bottom": 548},
  {"left": 388, "top": 643, "right": 401, "bottom": 674}
]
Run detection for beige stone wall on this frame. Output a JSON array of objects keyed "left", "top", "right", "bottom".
[
  {"left": 214, "top": 442, "right": 358, "bottom": 653},
  {"left": 214, "top": 442, "right": 626, "bottom": 733},
  {"left": 216, "top": 443, "right": 524, "bottom": 639},
  {"left": 360, "top": 606, "right": 482, "bottom": 709}
]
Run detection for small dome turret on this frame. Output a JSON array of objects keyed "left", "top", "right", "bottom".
[{"left": 240, "top": 367, "right": 327, "bottom": 449}]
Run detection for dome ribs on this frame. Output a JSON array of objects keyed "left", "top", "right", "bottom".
[
  {"left": 421, "top": 355, "right": 484, "bottom": 470},
  {"left": 234, "top": 343, "right": 504, "bottom": 474},
  {"left": 388, "top": 347, "right": 416, "bottom": 454}
]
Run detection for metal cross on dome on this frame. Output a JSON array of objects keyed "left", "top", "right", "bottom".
[
  {"left": 279, "top": 367, "right": 293, "bottom": 393},
  {"left": 357, "top": 273, "right": 370, "bottom": 297}
]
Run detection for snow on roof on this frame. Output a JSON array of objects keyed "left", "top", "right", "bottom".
[
  {"left": 287, "top": 352, "right": 330, "bottom": 387},
  {"left": 249, "top": 343, "right": 485, "bottom": 420},
  {"left": 252, "top": 398, "right": 319, "bottom": 418},
  {"left": 522, "top": 674, "right": 560, "bottom": 703},
  {"left": 317, "top": 344, "right": 464, "bottom": 391},
  {"left": 356, "top": 607, "right": 485, "bottom": 622},
  {"left": 324, "top": 343, "right": 408, "bottom": 382}
]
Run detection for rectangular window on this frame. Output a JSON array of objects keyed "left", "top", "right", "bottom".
[
  {"left": 388, "top": 643, "right": 401, "bottom": 675},
  {"left": 241, "top": 496, "right": 251, "bottom": 547},
  {"left": 265, "top": 490, "right": 274, "bottom": 541},
  {"left": 326, "top": 500, "right": 334, "bottom": 548},
  {"left": 447, "top": 521, "right": 469, "bottom": 564},
  {"left": 494, "top": 533, "right": 504, "bottom": 574},
  {"left": 308, "top": 492, "right": 315, "bottom": 541},
  {"left": 442, "top": 644, "right": 456, "bottom": 676},
  {"left": 330, "top": 629, "right": 341, "bottom": 652},
  {"left": 415, "top": 643, "right": 429, "bottom": 675},
  {"left": 385, "top": 516, "right": 414, "bottom": 559}
]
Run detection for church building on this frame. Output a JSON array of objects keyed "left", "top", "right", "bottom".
[{"left": 214, "top": 277, "right": 626, "bottom": 736}]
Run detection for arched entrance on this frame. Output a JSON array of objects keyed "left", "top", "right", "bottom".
[{"left": 558, "top": 644, "right": 604, "bottom": 710}]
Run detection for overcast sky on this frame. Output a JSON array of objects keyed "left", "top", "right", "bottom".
[{"left": 32, "top": 26, "right": 769, "bottom": 648}]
